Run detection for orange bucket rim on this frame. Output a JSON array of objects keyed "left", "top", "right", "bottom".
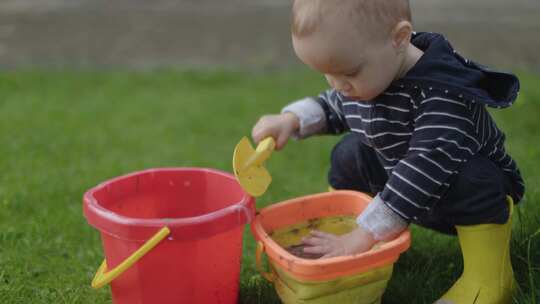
[{"left": 251, "top": 190, "right": 411, "bottom": 281}]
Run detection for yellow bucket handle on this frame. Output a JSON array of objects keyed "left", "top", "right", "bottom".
[
  {"left": 255, "top": 241, "right": 276, "bottom": 282},
  {"left": 91, "top": 227, "right": 171, "bottom": 289}
]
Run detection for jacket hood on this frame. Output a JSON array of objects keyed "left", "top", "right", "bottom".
[{"left": 396, "top": 32, "right": 519, "bottom": 108}]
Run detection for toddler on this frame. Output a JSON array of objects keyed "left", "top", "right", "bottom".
[{"left": 251, "top": 0, "right": 524, "bottom": 303}]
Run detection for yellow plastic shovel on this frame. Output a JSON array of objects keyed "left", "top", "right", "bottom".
[{"left": 233, "top": 137, "right": 275, "bottom": 197}]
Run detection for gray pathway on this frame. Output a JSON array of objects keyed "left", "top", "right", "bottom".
[{"left": 0, "top": 0, "right": 539, "bottom": 71}]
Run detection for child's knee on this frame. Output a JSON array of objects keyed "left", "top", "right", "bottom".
[
  {"left": 436, "top": 157, "right": 510, "bottom": 226},
  {"left": 329, "top": 134, "right": 364, "bottom": 170},
  {"left": 328, "top": 134, "right": 386, "bottom": 193},
  {"left": 328, "top": 134, "right": 363, "bottom": 190}
]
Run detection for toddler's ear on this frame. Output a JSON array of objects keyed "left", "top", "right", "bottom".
[{"left": 391, "top": 20, "right": 413, "bottom": 52}]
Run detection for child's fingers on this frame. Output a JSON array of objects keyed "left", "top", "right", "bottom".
[
  {"left": 301, "top": 230, "right": 331, "bottom": 244},
  {"left": 309, "top": 230, "right": 336, "bottom": 239},
  {"left": 251, "top": 127, "right": 266, "bottom": 144},
  {"left": 276, "top": 133, "right": 289, "bottom": 150},
  {"left": 302, "top": 236, "right": 326, "bottom": 246},
  {"left": 303, "top": 245, "right": 330, "bottom": 255},
  {"left": 251, "top": 117, "right": 271, "bottom": 143},
  {"left": 321, "top": 252, "right": 339, "bottom": 259}
]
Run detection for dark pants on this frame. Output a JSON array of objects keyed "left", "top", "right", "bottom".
[{"left": 329, "top": 134, "right": 516, "bottom": 235}]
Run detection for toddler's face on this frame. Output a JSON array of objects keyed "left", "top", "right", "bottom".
[{"left": 293, "top": 18, "right": 404, "bottom": 101}]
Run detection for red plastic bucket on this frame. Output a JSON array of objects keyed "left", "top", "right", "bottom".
[{"left": 83, "top": 168, "right": 255, "bottom": 304}]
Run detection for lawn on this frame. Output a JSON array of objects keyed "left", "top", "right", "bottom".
[{"left": 0, "top": 69, "right": 538, "bottom": 303}]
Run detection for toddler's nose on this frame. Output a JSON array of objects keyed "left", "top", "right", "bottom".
[
  {"left": 337, "top": 82, "right": 353, "bottom": 95},
  {"left": 333, "top": 79, "right": 352, "bottom": 94},
  {"left": 326, "top": 75, "right": 353, "bottom": 95}
]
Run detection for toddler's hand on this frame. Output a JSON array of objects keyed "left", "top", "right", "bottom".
[
  {"left": 301, "top": 226, "right": 376, "bottom": 258},
  {"left": 251, "top": 112, "right": 300, "bottom": 150}
]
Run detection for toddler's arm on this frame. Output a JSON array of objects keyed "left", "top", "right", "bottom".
[
  {"left": 281, "top": 97, "right": 327, "bottom": 139},
  {"left": 281, "top": 89, "right": 350, "bottom": 139},
  {"left": 302, "top": 195, "right": 408, "bottom": 258},
  {"left": 356, "top": 195, "right": 409, "bottom": 241},
  {"left": 252, "top": 89, "right": 348, "bottom": 149}
]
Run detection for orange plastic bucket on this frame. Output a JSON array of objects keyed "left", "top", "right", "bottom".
[
  {"left": 251, "top": 191, "right": 411, "bottom": 303},
  {"left": 83, "top": 168, "right": 255, "bottom": 304}
]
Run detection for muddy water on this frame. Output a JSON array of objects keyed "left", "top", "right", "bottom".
[{"left": 270, "top": 215, "right": 358, "bottom": 260}]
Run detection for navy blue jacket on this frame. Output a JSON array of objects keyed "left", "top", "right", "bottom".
[{"left": 316, "top": 32, "right": 525, "bottom": 221}]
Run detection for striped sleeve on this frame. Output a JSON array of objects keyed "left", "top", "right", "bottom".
[
  {"left": 379, "top": 95, "right": 481, "bottom": 220},
  {"left": 315, "top": 89, "right": 349, "bottom": 134}
]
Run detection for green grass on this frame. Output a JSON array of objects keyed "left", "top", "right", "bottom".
[{"left": 0, "top": 69, "right": 538, "bottom": 303}]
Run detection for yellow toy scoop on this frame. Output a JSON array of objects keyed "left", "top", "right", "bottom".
[{"left": 233, "top": 136, "right": 276, "bottom": 197}]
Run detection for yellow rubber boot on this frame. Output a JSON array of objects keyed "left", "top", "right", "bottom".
[{"left": 436, "top": 199, "right": 515, "bottom": 304}]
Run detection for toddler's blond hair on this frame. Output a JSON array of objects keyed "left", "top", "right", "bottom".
[{"left": 292, "top": 0, "right": 411, "bottom": 38}]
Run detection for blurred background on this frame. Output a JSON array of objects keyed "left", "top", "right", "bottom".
[
  {"left": 1, "top": 1, "right": 539, "bottom": 304},
  {"left": 1, "top": 0, "right": 539, "bottom": 71}
]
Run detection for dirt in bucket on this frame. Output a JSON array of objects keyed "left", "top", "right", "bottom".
[{"left": 270, "top": 215, "right": 358, "bottom": 260}]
